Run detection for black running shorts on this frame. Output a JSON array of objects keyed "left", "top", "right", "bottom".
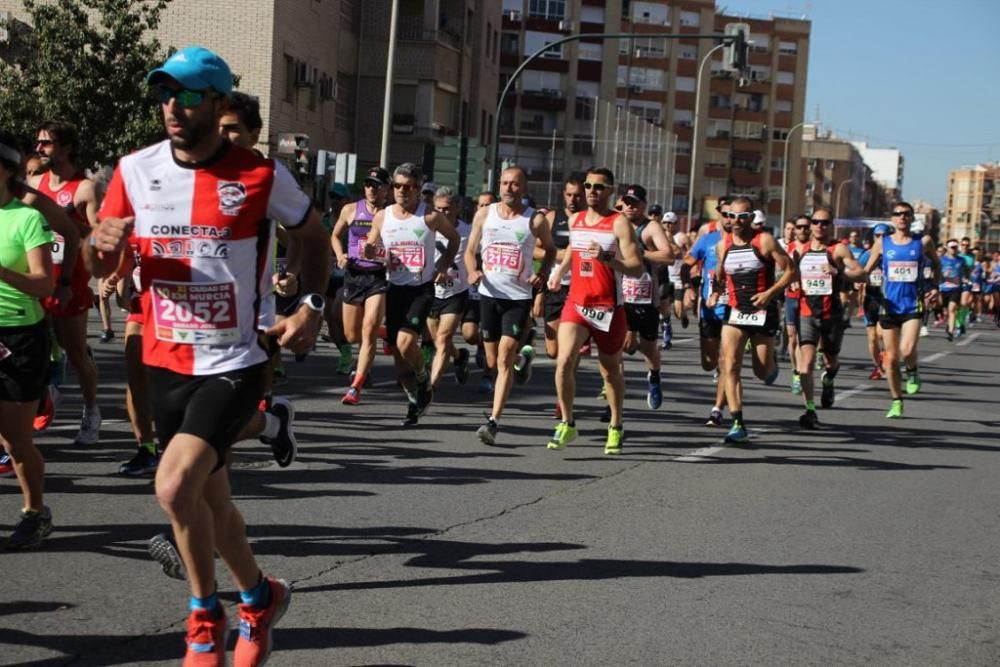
[
  {"left": 147, "top": 363, "right": 266, "bottom": 470},
  {"left": 429, "top": 291, "right": 469, "bottom": 320},
  {"left": 385, "top": 281, "right": 434, "bottom": 341},
  {"left": 624, "top": 303, "right": 659, "bottom": 341},
  {"left": 0, "top": 322, "right": 50, "bottom": 403},
  {"left": 479, "top": 295, "right": 532, "bottom": 342}
]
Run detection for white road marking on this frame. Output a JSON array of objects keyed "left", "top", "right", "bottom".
[
  {"left": 956, "top": 332, "right": 980, "bottom": 347},
  {"left": 921, "top": 351, "right": 950, "bottom": 364},
  {"left": 835, "top": 384, "right": 872, "bottom": 403}
]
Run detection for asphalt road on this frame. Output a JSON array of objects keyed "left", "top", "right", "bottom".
[{"left": 2, "top": 311, "right": 999, "bottom": 666}]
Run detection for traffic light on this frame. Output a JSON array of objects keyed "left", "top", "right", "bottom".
[
  {"left": 724, "top": 23, "right": 750, "bottom": 76},
  {"left": 293, "top": 134, "right": 310, "bottom": 176}
]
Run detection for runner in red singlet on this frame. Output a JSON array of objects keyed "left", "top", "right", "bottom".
[
  {"left": 30, "top": 120, "right": 103, "bottom": 445},
  {"left": 546, "top": 167, "right": 643, "bottom": 455}
]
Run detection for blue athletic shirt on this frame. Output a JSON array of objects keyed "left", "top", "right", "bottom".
[
  {"left": 939, "top": 255, "right": 965, "bottom": 292},
  {"left": 880, "top": 235, "right": 926, "bottom": 316},
  {"left": 689, "top": 229, "right": 727, "bottom": 321}
]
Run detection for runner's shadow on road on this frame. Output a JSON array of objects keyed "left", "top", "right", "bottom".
[
  {"left": 293, "top": 537, "right": 862, "bottom": 593},
  {"left": 1, "top": 624, "right": 528, "bottom": 666}
]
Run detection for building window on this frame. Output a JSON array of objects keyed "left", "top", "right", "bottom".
[
  {"left": 578, "top": 42, "right": 602, "bottom": 61},
  {"left": 770, "top": 157, "right": 785, "bottom": 170},
  {"left": 675, "top": 76, "right": 695, "bottom": 92},
  {"left": 283, "top": 55, "right": 295, "bottom": 103},
  {"left": 776, "top": 71, "right": 795, "bottom": 85},
  {"left": 823, "top": 181, "right": 833, "bottom": 193},
  {"left": 501, "top": 32, "right": 519, "bottom": 55},
  {"left": 778, "top": 40, "right": 798, "bottom": 55},
  {"left": 773, "top": 128, "right": 790, "bottom": 141},
  {"left": 826, "top": 160, "right": 836, "bottom": 169},
  {"left": 630, "top": 1, "right": 670, "bottom": 25},
  {"left": 710, "top": 95, "right": 731, "bottom": 109},
  {"left": 678, "top": 44, "right": 698, "bottom": 60},
  {"left": 775, "top": 99, "right": 793, "bottom": 113},
  {"left": 705, "top": 149, "right": 729, "bottom": 168},
  {"left": 580, "top": 6, "right": 604, "bottom": 24},
  {"left": 674, "top": 109, "right": 694, "bottom": 127},
  {"left": 525, "top": 30, "right": 564, "bottom": 57},
  {"left": 672, "top": 194, "right": 688, "bottom": 212},
  {"left": 749, "top": 66, "right": 770, "bottom": 81},
  {"left": 679, "top": 10, "right": 700, "bottom": 27},
  {"left": 750, "top": 34, "right": 769, "bottom": 52},
  {"left": 486, "top": 23, "right": 492, "bottom": 58},
  {"left": 708, "top": 118, "right": 731, "bottom": 138},
  {"left": 675, "top": 141, "right": 692, "bottom": 156},
  {"left": 529, "top": 0, "right": 565, "bottom": 21}
]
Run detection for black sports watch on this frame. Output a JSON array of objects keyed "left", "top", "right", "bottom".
[{"left": 298, "top": 293, "right": 324, "bottom": 313}]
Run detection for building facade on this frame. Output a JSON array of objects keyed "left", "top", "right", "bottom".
[
  {"left": 800, "top": 127, "right": 868, "bottom": 219},
  {"left": 850, "top": 141, "right": 903, "bottom": 203},
  {"left": 4, "top": 0, "right": 501, "bottom": 193},
  {"left": 944, "top": 163, "right": 999, "bottom": 250},
  {"left": 498, "top": 0, "right": 811, "bottom": 223}
]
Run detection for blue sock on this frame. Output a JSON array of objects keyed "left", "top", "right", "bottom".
[
  {"left": 189, "top": 592, "right": 221, "bottom": 616},
  {"left": 240, "top": 574, "right": 271, "bottom": 608}
]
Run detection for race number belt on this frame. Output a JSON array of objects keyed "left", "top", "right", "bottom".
[
  {"left": 151, "top": 280, "right": 239, "bottom": 345},
  {"left": 728, "top": 308, "right": 767, "bottom": 326},
  {"left": 575, "top": 303, "right": 614, "bottom": 332}
]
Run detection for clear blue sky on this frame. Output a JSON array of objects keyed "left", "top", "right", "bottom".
[{"left": 724, "top": 0, "right": 1000, "bottom": 207}]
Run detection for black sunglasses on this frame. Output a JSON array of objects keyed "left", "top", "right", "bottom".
[
  {"left": 154, "top": 85, "right": 211, "bottom": 108},
  {"left": 363, "top": 180, "right": 382, "bottom": 188},
  {"left": 392, "top": 183, "right": 416, "bottom": 192},
  {"left": 583, "top": 182, "right": 607, "bottom": 191},
  {"left": 794, "top": 224, "right": 810, "bottom": 230},
  {"left": 810, "top": 218, "right": 833, "bottom": 226},
  {"left": 891, "top": 210, "right": 912, "bottom": 218}
]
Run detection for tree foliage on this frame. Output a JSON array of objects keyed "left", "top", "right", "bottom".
[{"left": 0, "top": 0, "right": 172, "bottom": 168}]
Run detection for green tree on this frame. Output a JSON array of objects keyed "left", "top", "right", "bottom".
[{"left": 0, "top": 0, "right": 171, "bottom": 168}]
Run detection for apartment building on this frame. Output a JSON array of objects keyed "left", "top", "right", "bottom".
[
  {"left": 851, "top": 141, "right": 904, "bottom": 203},
  {"left": 4, "top": 0, "right": 500, "bottom": 189},
  {"left": 498, "top": 0, "right": 811, "bottom": 221},
  {"left": 944, "top": 163, "right": 999, "bottom": 251},
  {"left": 800, "top": 128, "right": 869, "bottom": 219},
  {"left": 356, "top": 0, "right": 501, "bottom": 181}
]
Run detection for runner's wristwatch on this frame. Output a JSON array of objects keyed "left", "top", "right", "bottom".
[{"left": 299, "top": 293, "right": 324, "bottom": 313}]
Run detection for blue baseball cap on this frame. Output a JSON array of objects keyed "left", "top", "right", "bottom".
[
  {"left": 873, "top": 223, "right": 891, "bottom": 235},
  {"left": 147, "top": 47, "right": 233, "bottom": 96}
]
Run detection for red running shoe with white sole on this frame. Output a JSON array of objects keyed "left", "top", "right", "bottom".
[
  {"left": 183, "top": 608, "right": 227, "bottom": 667},
  {"left": 234, "top": 576, "right": 291, "bottom": 667}
]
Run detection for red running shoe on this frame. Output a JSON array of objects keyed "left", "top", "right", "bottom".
[
  {"left": 234, "top": 576, "right": 291, "bottom": 667},
  {"left": 868, "top": 367, "right": 884, "bottom": 381},
  {"left": 33, "top": 386, "right": 57, "bottom": 432},
  {"left": 183, "top": 608, "right": 227, "bottom": 667},
  {"left": 342, "top": 387, "right": 360, "bottom": 405}
]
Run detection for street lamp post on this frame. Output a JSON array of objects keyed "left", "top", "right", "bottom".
[
  {"left": 490, "top": 31, "right": 740, "bottom": 192},
  {"left": 687, "top": 42, "right": 726, "bottom": 229},
  {"left": 834, "top": 178, "right": 851, "bottom": 219},
  {"left": 780, "top": 121, "right": 812, "bottom": 225},
  {"left": 379, "top": 0, "right": 400, "bottom": 167}
]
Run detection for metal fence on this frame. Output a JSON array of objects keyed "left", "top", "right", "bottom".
[{"left": 498, "top": 97, "right": 678, "bottom": 209}]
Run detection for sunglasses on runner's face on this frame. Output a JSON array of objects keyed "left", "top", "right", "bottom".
[
  {"left": 892, "top": 210, "right": 912, "bottom": 218},
  {"left": 583, "top": 182, "right": 607, "bottom": 191},
  {"left": 724, "top": 211, "right": 753, "bottom": 221},
  {"left": 154, "top": 86, "right": 211, "bottom": 107},
  {"left": 392, "top": 182, "right": 416, "bottom": 192},
  {"left": 795, "top": 224, "right": 810, "bottom": 230},
  {"left": 810, "top": 218, "right": 832, "bottom": 226},
  {"left": 363, "top": 180, "right": 381, "bottom": 188}
]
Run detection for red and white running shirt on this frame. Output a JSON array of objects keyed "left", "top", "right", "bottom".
[{"left": 99, "top": 140, "right": 311, "bottom": 376}]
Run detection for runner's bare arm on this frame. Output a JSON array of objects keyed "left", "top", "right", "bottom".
[
  {"left": 532, "top": 209, "right": 555, "bottom": 262},
  {"left": 607, "top": 214, "right": 643, "bottom": 277},
  {"left": 331, "top": 201, "right": 357, "bottom": 269},
  {"left": 766, "top": 234, "right": 796, "bottom": 294},
  {"left": 840, "top": 244, "right": 866, "bottom": 281},
  {"left": 426, "top": 210, "right": 460, "bottom": 282},
  {"left": 464, "top": 206, "right": 488, "bottom": 286},
  {"left": 861, "top": 239, "right": 882, "bottom": 276},
  {"left": 363, "top": 210, "right": 385, "bottom": 259},
  {"left": 530, "top": 211, "right": 557, "bottom": 285},
  {"left": 19, "top": 186, "right": 81, "bottom": 294},
  {"left": 75, "top": 179, "right": 101, "bottom": 230},
  {"left": 84, "top": 216, "right": 134, "bottom": 278},
  {"left": 0, "top": 245, "right": 55, "bottom": 299},
  {"left": 641, "top": 221, "right": 674, "bottom": 266}
]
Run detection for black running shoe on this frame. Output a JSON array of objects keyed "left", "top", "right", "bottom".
[
  {"left": 99, "top": 329, "right": 115, "bottom": 344},
  {"left": 416, "top": 378, "right": 433, "bottom": 416},
  {"left": 454, "top": 348, "right": 470, "bottom": 385},
  {"left": 402, "top": 401, "right": 420, "bottom": 426},
  {"left": 820, "top": 372, "right": 835, "bottom": 409},
  {"left": 261, "top": 398, "right": 297, "bottom": 468},
  {"left": 5, "top": 506, "right": 53, "bottom": 550},
  {"left": 149, "top": 533, "right": 187, "bottom": 580},
  {"left": 799, "top": 409, "right": 820, "bottom": 430},
  {"left": 118, "top": 446, "right": 159, "bottom": 476},
  {"left": 600, "top": 405, "right": 611, "bottom": 423}
]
